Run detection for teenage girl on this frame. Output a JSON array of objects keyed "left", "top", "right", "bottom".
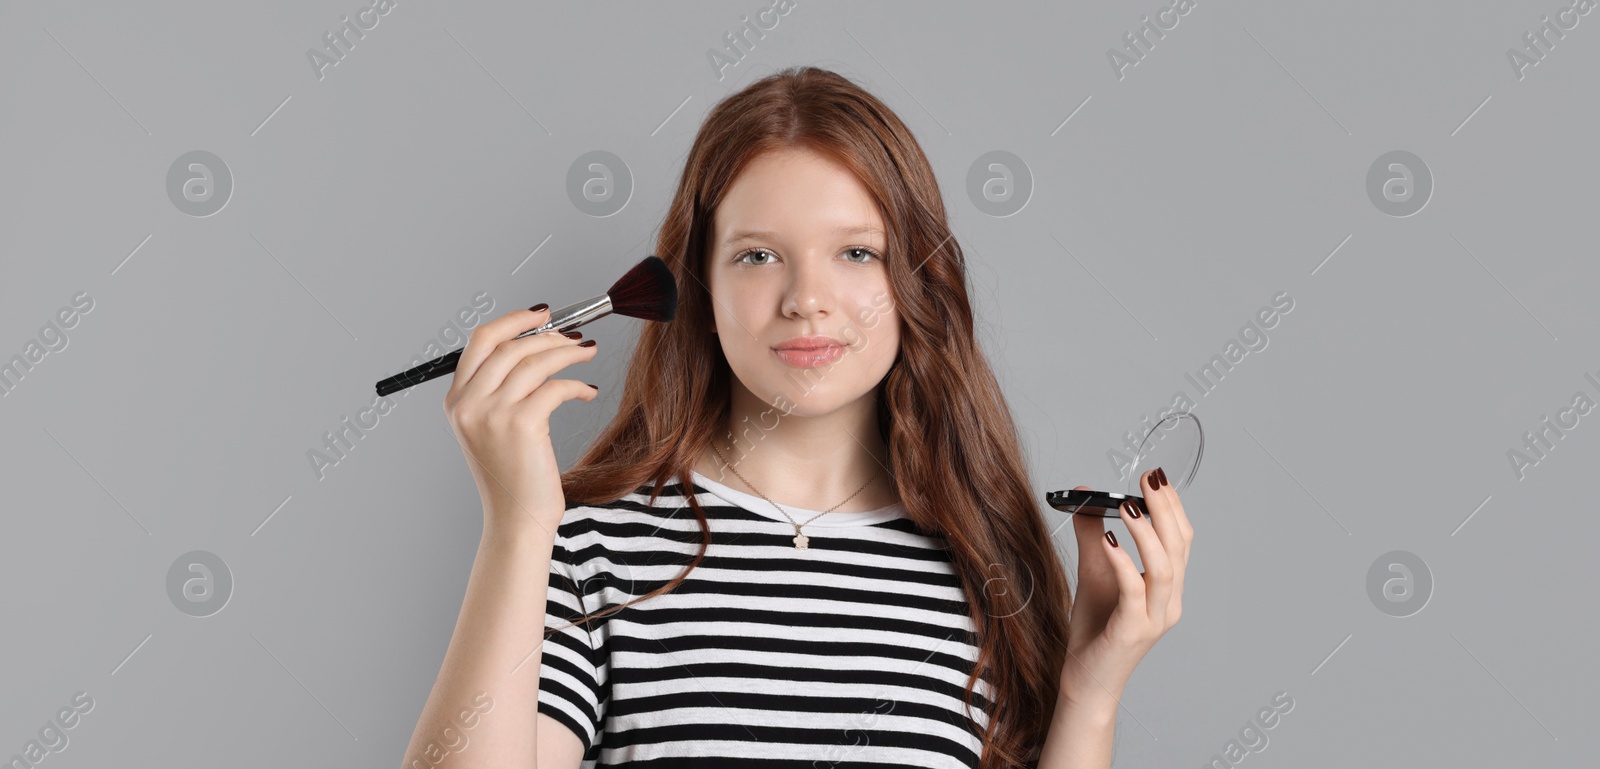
[{"left": 404, "top": 66, "right": 1193, "bottom": 769}]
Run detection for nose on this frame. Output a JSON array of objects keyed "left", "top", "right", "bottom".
[{"left": 780, "top": 251, "right": 836, "bottom": 320}]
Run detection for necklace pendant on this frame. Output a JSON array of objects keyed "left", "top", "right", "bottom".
[{"left": 793, "top": 532, "right": 809, "bottom": 550}]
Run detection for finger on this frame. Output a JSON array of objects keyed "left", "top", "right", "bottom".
[
  {"left": 515, "top": 378, "right": 602, "bottom": 433},
  {"left": 1158, "top": 479, "right": 1192, "bottom": 624},
  {"left": 1142, "top": 469, "right": 1190, "bottom": 625},
  {"left": 1068, "top": 485, "right": 1108, "bottom": 549},
  {"left": 493, "top": 341, "right": 599, "bottom": 405},
  {"left": 1145, "top": 467, "right": 1193, "bottom": 564},
  {"left": 1068, "top": 486, "right": 1116, "bottom": 585},
  {"left": 1170, "top": 485, "right": 1194, "bottom": 543},
  {"left": 1116, "top": 497, "right": 1172, "bottom": 626},
  {"left": 1140, "top": 469, "right": 1186, "bottom": 563},
  {"left": 1067, "top": 486, "right": 1117, "bottom": 630},
  {"left": 460, "top": 328, "right": 582, "bottom": 405},
  {"left": 450, "top": 306, "right": 555, "bottom": 395},
  {"left": 1148, "top": 466, "right": 1193, "bottom": 542},
  {"left": 1100, "top": 528, "right": 1148, "bottom": 629}
]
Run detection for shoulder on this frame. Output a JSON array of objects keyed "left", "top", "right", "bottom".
[
  {"left": 551, "top": 479, "right": 715, "bottom": 580},
  {"left": 555, "top": 477, "right": 718, "bottom": 543},
  {"left": 561, "top": 478, "right": 689, "bottom": 519}
]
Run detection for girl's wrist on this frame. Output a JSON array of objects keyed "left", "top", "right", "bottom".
[
  {"left": 1053, "top": 691, "right": 1119, "bottom": 729},
  {"left": 479, "top": 514, "right": 559, "bottom": 555},
  {"left": 1057, "top": 655, "right": 1134, "bottom": 716},
  {"left": 1056, "top": 684, "right": 1122, "bottom": 725}
]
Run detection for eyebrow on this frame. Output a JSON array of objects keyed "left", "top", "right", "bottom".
[{"left": 721, "top": 224, "right": 885, "bottom": 246}]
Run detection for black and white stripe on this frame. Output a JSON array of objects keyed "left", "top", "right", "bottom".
[{"left": 538, "top": 470, "right": 990, "bottom": 768}]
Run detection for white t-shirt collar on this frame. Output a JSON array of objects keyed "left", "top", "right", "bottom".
[{"left": 689, "top": 469, "right": 906, "bottom": 527}]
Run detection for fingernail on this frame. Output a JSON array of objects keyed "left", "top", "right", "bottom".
[
  {"left": 1148, "top": 468, "right": 1163, "bottom": 489},
  {"left": 529, "top": 303, "right": 549, "bottom": 312},
  {"left": 579, "top": 339, "right": 597, "bottom": 348},
  {"left": 562, "top": 331, "right": 583, "bottom": 340},
  {"left": 587, "top": 383, "right": 599, "bottom": 391},
  {"left": 1124, "top": 500, "right": 1142, "bottom": 519},
  {"left": 1155, "top": 467, "right": 1168, "bottom": 488},
  {"left": 1105, "top": 530, "right": 1119, "bottom": 547}
]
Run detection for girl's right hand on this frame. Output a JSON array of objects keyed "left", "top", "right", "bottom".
[{"left": 442, "top": 304, "right": 600, "bottom": 538}]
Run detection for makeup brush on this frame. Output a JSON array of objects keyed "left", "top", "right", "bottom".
[{"left": 374, "top": 255, "right": 677, "bottom": 397}]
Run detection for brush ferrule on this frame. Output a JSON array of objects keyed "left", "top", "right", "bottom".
[{"left": 516, "top": 293, "right": 612, "bottom": 339}]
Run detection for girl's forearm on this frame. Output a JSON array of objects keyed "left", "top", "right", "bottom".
[
  {"left": 401, "top": 522, "right": 556, "bottom": 769},
  {"left": 1035, "top": 693, "right": 1119, "bottom": 769}
]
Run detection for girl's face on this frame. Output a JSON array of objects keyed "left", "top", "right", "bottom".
[{"left": 706, "top": 147, "right": 900, "bottom": 418}]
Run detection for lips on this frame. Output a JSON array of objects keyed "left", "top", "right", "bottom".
[
  {"left": 772, "top": 346, "right": 844, "bottom": 368},
  {"left": 772, "top": 335, "right": 847, "bottom": 351},
  {"left": 771, "top": 335, "right": 847, "bottom": 369}
]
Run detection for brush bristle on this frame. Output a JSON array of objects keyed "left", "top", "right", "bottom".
[{"left": 606, "top": 255, "right": 678, "bottom": 323}]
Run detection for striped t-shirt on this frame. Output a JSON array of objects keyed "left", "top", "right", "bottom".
[{"left": 537, "top": 470, "right": 990, "bottom": 768}]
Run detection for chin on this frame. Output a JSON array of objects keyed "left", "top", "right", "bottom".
[
  {"left": 727, "top": 346, "right": 891, "bottom": 416},
  {"left": 758, "top": 374, "right": 875, "bottom": 415},
  {"left": 772, "top": 393, "right": 847, "bottom": 417}
]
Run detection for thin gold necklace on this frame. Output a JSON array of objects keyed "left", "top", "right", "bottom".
[{"left": 708, "top": 441, "right": 878, "bottom": 551}]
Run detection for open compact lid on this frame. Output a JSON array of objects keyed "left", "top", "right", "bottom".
[
  {"left": 1126, "top": 410, "right": 1204, "bottom": 495},
  {"left": 1045, "top": 410, "right": 1205, "bottom": 518}
]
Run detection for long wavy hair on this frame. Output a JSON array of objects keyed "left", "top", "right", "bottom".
[{"left": 560, "top": 65, "right": 1071, "bottom": 769}]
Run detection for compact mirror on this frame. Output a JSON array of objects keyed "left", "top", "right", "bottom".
[{"left": 1046, "top": 411, "right": 1204, "bottom": 518}]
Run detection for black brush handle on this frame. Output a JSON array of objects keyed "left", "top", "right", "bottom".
[
  {"left": 375, "top": 349, "right": 464, "bottom": 397},
  {"left": 375, "top": 294, "right": 611, "bottom": 397},
  {"left": 373, "top": 310, "right": 578, "bottom": 397}
]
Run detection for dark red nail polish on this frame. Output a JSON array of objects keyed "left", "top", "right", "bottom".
[
  {"left": 529, "top": 303, "right": 549, "bottom": 312},
  {"left": 579, "top": 339, "right": 597, "bottom": 348},
  {"left": 1155, "top": 467, "right": 1168, "bottom": 488},
  {"left": 1105, "top": 530, "right": 1118, "bottom": 547},
  {"left": 587, "top": 383, "right": 598, "bottom": 391},
  {"left": 1126, "top": 500, "right": 1142, "bottom": 519},
  {"left": 562, "top": 331, "right": 583, "bottom": 340}
]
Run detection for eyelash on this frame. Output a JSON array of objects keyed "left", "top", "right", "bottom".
[{"left": 733, "top": 247, "right": 883, "bottom": 265}]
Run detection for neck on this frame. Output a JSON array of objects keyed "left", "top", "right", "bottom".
[{"left": 694, "top": 379, "right": 897, "bottom": 512}]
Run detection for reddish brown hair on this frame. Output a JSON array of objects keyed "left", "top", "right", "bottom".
[{"left": 561, "top": 65, "right": 1071, "bottom": 768}]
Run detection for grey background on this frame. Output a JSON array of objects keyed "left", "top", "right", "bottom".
[{"left": 1, "top": 0, "right": 1593, "bottom": 766}]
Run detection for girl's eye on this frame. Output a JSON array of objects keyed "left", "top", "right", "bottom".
[
  {"left": 733, "top": 247, "right": 882, "bottom": 265},
  {"left": 842, "top": 247, "right": 881, "bottom": 263},
  {"left": 735, "top": 248, "right": 775, "bottom": 265}
]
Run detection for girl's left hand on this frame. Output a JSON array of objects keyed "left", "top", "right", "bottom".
[{"left": 1059, "top": 467, "right": 1194, "bottom": 712}]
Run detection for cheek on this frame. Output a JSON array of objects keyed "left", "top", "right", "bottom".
[
  {"left": 713, "top": 291, "right": 774, "bottom": 363},
  {"left": 848, "top": 296, "right": 900, "bottom": 363},
  {"left": 711, "top": 288, "right": 753, "bottom": 335},
  {"left": 872, "top": 323, "right": 901, "bottom": 367},
  {"left": 723, "top": 281, "right": 776, "bottom": 323}
]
